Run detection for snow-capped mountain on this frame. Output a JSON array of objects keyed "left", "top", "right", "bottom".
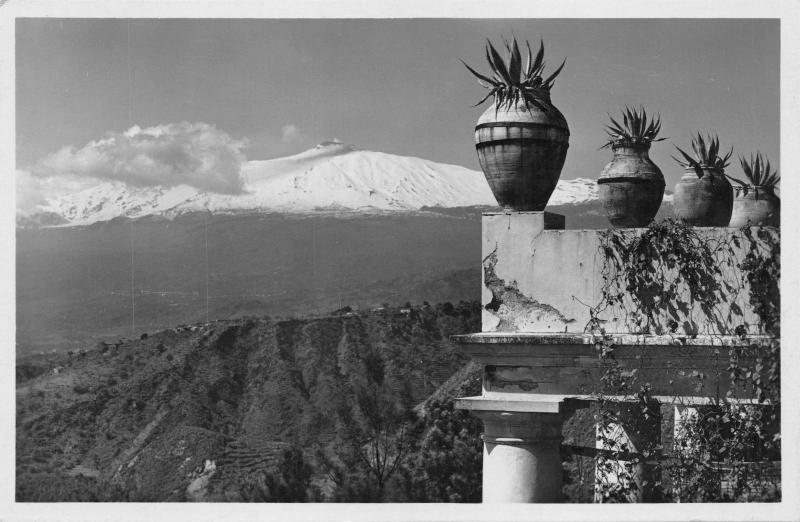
[{"left": 28, "top": 141, "right": 605, "bottom": 226}]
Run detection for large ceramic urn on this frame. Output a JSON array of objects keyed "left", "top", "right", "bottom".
[
  {"left": 474, "top": 94, "right": 569, "bottom": 211},
  {"left": 729, "top": 186, "right": 780, "bottom": 227},
  {"left": 597, "top": 143, "right": 665, "bottom": 227},
  {"left": 673, "top": 168, "right": 734, "bottom": 226}
]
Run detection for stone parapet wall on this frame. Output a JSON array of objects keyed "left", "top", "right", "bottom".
[{"left": 481, "top": 212, "right": 775, "bottom": 336}]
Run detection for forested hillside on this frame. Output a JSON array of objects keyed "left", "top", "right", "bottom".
[{"left": 16, "top": 302, "right": 487, "bottom": 502}]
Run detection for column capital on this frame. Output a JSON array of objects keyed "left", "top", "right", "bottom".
[
  {"left": 474, "top": 408, "right": 568, "bottom": 502},
  {"left": 473, "top": 410, "right": 566, "bottom": 443}
]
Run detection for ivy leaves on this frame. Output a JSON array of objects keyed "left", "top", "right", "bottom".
[
  {"left": 588, "top": 219, "right": 781, "bottom": 502},
  {"left": 596, "top": 219, "right": 738, "bottom": 336}
]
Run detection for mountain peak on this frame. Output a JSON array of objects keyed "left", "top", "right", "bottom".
[
  {"left": 313, "top": 140, "right": 356, "bottom": 152},
  {"left": 316, "top": 139, "right": 352, "bottom": 148},
  {"left": 289, "top": 140, "right": 356, "bottom": 161}
]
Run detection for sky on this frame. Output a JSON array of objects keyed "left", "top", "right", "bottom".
[{"left": 15, "top": 18, "right": 779, "bottom": 208}]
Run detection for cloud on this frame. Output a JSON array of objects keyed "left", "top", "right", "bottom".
[
  {"left": 15, "top": 168, "right": 100, "bottom": 216},
  {"left": 280, "top": 123, "right": 303, "bottom": 143},
  {"left": 15, "top": 169, "right": 46, "bottom": 216},
  {"left": 29, "top": 122, "right": 248, "bottom": 195}
]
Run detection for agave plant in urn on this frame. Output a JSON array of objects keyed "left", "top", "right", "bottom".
[
  {"left": 727, "top": 152, "right": 780, "bottom": 227},
  {"left": 598, "top": 106, "right": 666, "bottom": 227},
  {"left": 672, "top": 133, "right": 734, "bottom": 226},
  {"left": 463, "top": 37, "right": 569, "bottom": 211}
]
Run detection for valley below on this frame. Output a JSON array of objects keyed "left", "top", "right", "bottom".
[{"left": 16, "top": 211, "right": 482, "bottom": 355}]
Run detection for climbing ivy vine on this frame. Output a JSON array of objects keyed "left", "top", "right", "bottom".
[{"left": 585, "top": 219, "right": 780, "bottom": 503}]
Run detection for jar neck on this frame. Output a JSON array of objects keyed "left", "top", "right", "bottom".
[
  {"left": 684, "top": 167, "right": 723, "bottom": 178},
  {"left": 612, "top": 143, "right": 651, "bottom": 156},
  {"left": 736, "top": 185, "right": 776, "bottom": 196}
]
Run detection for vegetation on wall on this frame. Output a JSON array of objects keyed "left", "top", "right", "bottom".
[{"left": 585, "top": 219, "right": 780, "bottom": 502}]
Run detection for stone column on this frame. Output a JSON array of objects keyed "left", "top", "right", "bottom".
[{"left": 475, "top": 410, "right": 567, "bottom": 503}]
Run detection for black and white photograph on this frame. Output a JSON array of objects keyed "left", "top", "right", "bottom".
[{"left": 3, "top": 2, "right": 799, "bottom": 521}]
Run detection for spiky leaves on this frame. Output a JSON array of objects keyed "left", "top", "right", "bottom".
[
  {"left": 602, "top": 106, "right": 665, "bottom": 149},
  {"left": 462, "top": 37, "right": 566, "bottom": 113},
  {"left": 729, "top": 152, "right": 780, "bottom": 190},
  {"left": 672, "top": 132, "right": 732, "bottom": 179}
]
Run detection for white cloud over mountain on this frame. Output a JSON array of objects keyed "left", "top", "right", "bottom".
[
  {"left": 16, "top": 169, "right": 102, "bottom": 216},
  {"left": 15, "top": 169, "right": 45, "bottom": 216},
  {"left": 27, "top": 122, "right": 248, "bottom": 197}
]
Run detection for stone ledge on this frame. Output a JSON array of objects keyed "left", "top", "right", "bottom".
[
  {"left": 451, "top": 332, "right": 777, "bottom": 399},
  {"left": 458, "top": 393, "right": 769, "bottom": 410},
  {"left": 456, "top": 395, "right": 572, "bottom": 414},
  {"left": 481, "top": 210, "right": 565, "bottom": 230},
  {"left": 451, "top": 332, "right": 776, "bottom": 347}
]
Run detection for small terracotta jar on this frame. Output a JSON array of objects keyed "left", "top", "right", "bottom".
[
  {"left": 729, "top": 186, "right": 780, "bottom": 227},
  {"left": 597, "top": 143, "right": 665, "bottom": 227},
  {"left": 673, "top": 168, "right": 734, "bottom": 227}
]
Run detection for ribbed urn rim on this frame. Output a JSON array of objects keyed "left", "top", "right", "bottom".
[
  {"left": 597, "top": 176, "right": 666, "bottom": 185},
  {"left": 734, "top": 185, "right": 779, "bottom": 197},
  {"left": 680, "top": 167, "right": 726, "bottom": 178},
  {"left": 610, "top": 141, "right": 652, "bottom": 153},
  {"left": 598, "top": 145, "right": 664, "bottom": 183},
  {"left": 476, "top": 97, "right": 569, "bottom": 129}
]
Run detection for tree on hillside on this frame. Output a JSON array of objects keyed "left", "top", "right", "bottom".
[
  {"left": 403, "top": 399, "right": 483, "bottom": 502},
  {"left": 355, "top": 389, "right": 413, "bottom": 494},
  {"left": 319, "top": 346, "right": 417, "bottom": 501}
]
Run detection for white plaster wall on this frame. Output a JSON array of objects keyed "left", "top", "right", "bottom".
[{"left": 481, "top": 213, "right": 770, "bottom": 335}]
